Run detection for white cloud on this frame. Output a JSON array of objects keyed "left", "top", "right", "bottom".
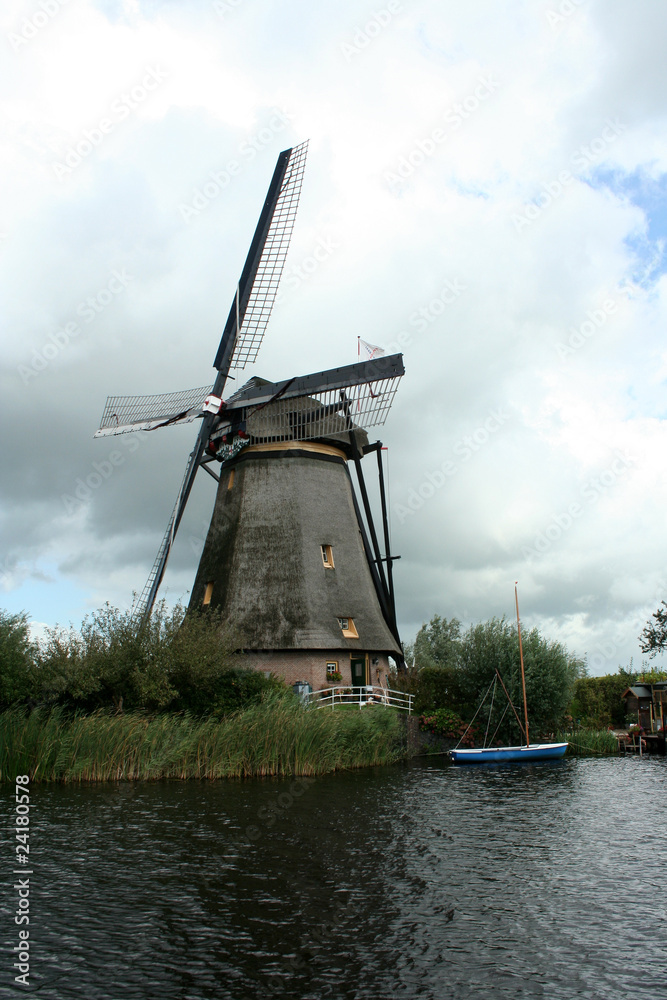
[{"left": 2, "top": 0, "right": 667, "bottom": 673}]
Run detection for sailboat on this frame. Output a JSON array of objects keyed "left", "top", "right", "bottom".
[{"left": 449, "top": 584, "right": 568, "bottom": 764}]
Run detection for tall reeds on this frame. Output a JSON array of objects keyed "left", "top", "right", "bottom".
[
  {"left": 556, "top": 729, "right": 619, "bottom": 756},
  {"left": 0, "top": 695, "right": 405, "bottom": 782}
]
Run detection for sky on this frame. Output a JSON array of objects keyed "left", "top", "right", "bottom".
[{"left": 2, "top": 0, "right": 667, "bottom": 675}]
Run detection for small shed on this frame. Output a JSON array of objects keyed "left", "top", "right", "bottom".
[{"left": 621, "top": 683, "right": 667, "bottom": 731}]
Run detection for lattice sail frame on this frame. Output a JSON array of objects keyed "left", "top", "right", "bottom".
[
  {"left": 230, "top": 141, "right": 308, "bottom": 371},
  {"left": 224, "top": 374, "right": 402, "bottom": 446},
  {"left": 94, "top": 386, "right": 214, "bottom": 437}
]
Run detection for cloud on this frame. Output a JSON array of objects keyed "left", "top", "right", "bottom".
[{"left": 3, "top": 0, "right": 667, "bottom": 674}]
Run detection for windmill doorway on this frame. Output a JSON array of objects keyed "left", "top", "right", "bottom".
[{"left": 350, "top": 655, "right": 368, "bottom": 694}]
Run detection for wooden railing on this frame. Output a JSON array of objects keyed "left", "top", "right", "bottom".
[{"left": 307, "top": 685, "right": 413, "bottom": 713}]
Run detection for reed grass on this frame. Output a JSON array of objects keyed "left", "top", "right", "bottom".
[
  {"left": 0, "top": 695, "right": 405, "bottom": 782},
  {"left": 556, "top": 729, "right": 619, "bottom": 756}
]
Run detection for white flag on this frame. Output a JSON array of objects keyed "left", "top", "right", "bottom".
[{"left": 359, "top": 339, "right": 385, "bottom": 360}]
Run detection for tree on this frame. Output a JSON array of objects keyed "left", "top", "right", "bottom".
[
  {"left": 409, "top": 615, "right": 462, "bottom": 671},
  {"left": 34, "top": 601, "right": 266, "bottom": 715},
  {"left": 37, "top": 601, "right": 179, "bottom": 712},
  {"left": 639, "top": 602, "right": 667, "bottom": 657},
  {"left": 412, "top": 666, "right": 466, "bottom": 716},
  {"left": 569, "top": 667, "right": 637, "bottom": 728},
  {"left": 0, "top": 610, "right": 36, "bottom": 708},
  {"left": 409, "top": 613, "right": 585, "bottom": 738}
]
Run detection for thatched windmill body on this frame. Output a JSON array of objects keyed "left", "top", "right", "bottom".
[{"left": 95, "top": 143, "right": 404, "bottom": 689}]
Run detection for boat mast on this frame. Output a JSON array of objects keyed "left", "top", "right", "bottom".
[{"left": 515, "top": 582, "right": 530, "bottom": 747}]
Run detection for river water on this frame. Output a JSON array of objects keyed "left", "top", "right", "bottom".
[{"left": 2, "top": 756, "right": 666, "bottom": 1000}]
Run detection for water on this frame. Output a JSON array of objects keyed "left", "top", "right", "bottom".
[{"left": 2, "top": 757, "right": 666, "bottom": 999}]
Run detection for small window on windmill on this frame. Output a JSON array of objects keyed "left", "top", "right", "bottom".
[
  {"left": 203, "top": 582, "right": 214, "bottom": 606},
  {"left": 227, "top": 469, "right": 235, "bottom": 490},
  {"left": 321, "top": 544, "right": 334, "bottom": 568},
  {"left": 337, "top": 617, "right": 358, "bottom": 638}
]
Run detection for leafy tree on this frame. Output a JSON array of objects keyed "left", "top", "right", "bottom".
[
  {"left": 569, "top": 667, "right": 637, "bottom": 728},
  {"left": 409, "top": 615, "right": 462, "bottom": 671},
  {"left": 407, "top": 613, "right": 585, "bottom": 739},
  {"left": 412, "top": 666, "right": 466, "bottom": 715},
  {"left": 419, "top": 708, "right": 477, "bottom": 747},
  {"left": 37, "top": 601, "right": 180, "bottom": 712},
  {"left": 33, "top": 601, "right": 279, "bottom": 715},
  {"left": 639, "top": 602, "right": 667, "bottom": 657},
  {"left": 637, "top": 664, "right": 667, "bottom": 683},
  {"left": 161, "top": 606, "right": 282, "bottom": 714},
  {"left": 0, "top": 610, "right": 37, "bottom": 709}
]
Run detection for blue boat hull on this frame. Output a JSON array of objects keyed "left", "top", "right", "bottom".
[{"left": 449, "top": 742, "right": 568, "bottom": 764}]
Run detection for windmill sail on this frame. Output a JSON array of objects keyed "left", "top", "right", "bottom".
[
  {"left": 215, "top": 140, "right": 308, "bottom": 374},
  {"left": 127, "top": 143, "right": 308, "bottom": 621},
  {"left": 215, "top": 356, "right": 404, "bottom": 446},
  {"left": 94, "top": 386, "right": 214, "bottom": 437},
  {"left": 133, "top": 449, "right": 198, "bottom": 618},
  {"left": 225, "top": 355, "right": 404, "bottom": 407}
]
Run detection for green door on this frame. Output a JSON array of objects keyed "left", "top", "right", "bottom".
[{"left": 350, "top": 657, "right": 367, "bottom": 688}]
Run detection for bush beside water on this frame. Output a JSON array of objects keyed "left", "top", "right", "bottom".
[
  {"left": 418, "top": 708, "right": 478, "bottom": 752},
  {"left": 3, "top": 601, "right": 652, "bottom": 776},
  {"left": 0, "top": 603, "right": 407, "bottom": 781},
  {"left": 0, "top": 602, "right": 277, "bottom": 716},
  {"left": 557, "top": 729, "right": 619, "bottom": 756}
]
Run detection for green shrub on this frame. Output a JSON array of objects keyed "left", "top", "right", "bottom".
[
  {"left": 27, "top": 601, "right": 278, "bottom": 715},
  {"left": 419, "top": 708, "right": 476, "bottom": 746},
  {"left": 410, "top": 666, "right": 464, "bottom": 715},
  {"left": 402, "top": 614, "right": 584, "bottom": 736},
  {"left": 0, "top": 611, "right": 37, "bottom": 710},
  {"left": 570, "top": 669, "right": 637, "bottom": 728}
]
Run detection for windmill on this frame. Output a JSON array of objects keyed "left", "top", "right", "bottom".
[{"left": 95, "top": 142, "right": 406, "bottom": 688}]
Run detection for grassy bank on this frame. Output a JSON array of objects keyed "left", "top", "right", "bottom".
[
  {"left": 556, "top": 729, "right": 619, "bottom": 756},
  {"left": 0, "top": 696, "right": 406, "bottom": 782}
]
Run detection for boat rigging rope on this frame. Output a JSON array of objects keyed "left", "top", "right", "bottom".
[
  {"left": 493, "top": 669, "right": 527, "bottom": 741},
  {"left": 453, "top": 675, "right": 497, "bottom": 750},
  {"left": 454, "top": 670, "right": 528, "bottom": 750},
  {"left": 483, "top": 674, "right": 497, "bottom": 747},
  {"left": 564, "top": 740, "right": 612, "bottom": 756},
  {"left": 488, "top": 700, "right": 511, "bottom": 747}
]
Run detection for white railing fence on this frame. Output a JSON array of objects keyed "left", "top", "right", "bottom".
[{"left": 307, "top": 685, "right": 413, "bottom": 713}]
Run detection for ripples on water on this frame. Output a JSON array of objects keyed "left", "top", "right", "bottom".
[{"left": 1, "top": 757, "right": 666, "bottom": 999}]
